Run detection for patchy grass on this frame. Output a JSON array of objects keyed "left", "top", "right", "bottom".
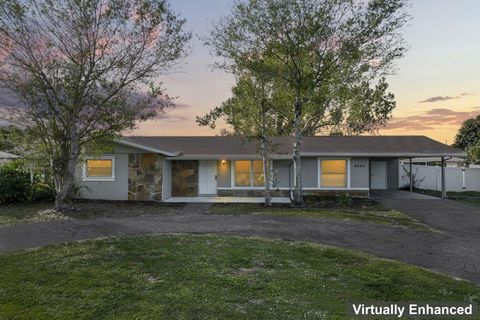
[
  {"left": 0, "top": 201, "right": 184, "bottom": 225},
  {"left": 0, "top": 202, "right": 65, "bottom": 225},
  {"left": 208, "top": 200, "right": 432, "bottom": 231},
  {"left": 418, "top": 190, "right": 480, "bottom": 208},
  {"left": 0, "top": 235, "right": 478, "bottom": 320}
]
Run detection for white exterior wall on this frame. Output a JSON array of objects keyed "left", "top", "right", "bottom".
[
  {"left": 400, "top": 164, "right": 480, "bottom": 192},
  {"left": 162, "top": 159, "right": 172, "bottom": 200}
]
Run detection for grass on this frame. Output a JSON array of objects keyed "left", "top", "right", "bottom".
[
  {"left": 0, "top": 201, "right": 184, "bottom": 225},
  {"left": 417, "top": 190, "right": 480, "bottom": 207},
  {"left": 0, "top": 235, "right": 478, "bottom": 320},
  {"left": 208, "top": 198, "right": 432, "bottom": 231}
]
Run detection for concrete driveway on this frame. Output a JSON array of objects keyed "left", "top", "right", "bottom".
[
  {"left": 370, "top": 189, "right": 440, "bottom": 200},
  {"left": 372, "top": 190, "right": 480, "bottom": 234},
  {"left": 0, "top": 199, "right": 479, "bottom": 284}
]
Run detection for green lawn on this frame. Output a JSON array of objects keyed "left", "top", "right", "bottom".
[
  {"left": 208, "top": 202, "right": 432, "bottom": 231},
  {"left": 0, "top": 201, "right": 184, "bottom": 225},
  {"left": 418, "top": 190, "right": 480, "bottom": 208},
  {"left": 0, "top": 235, "right": 478, "bottom": 319}
]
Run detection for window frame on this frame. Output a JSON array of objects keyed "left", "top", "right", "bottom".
[
  {"left": 82, "top": 156, "right": 116, "bottom": 182},
  {"left": 318, "top": 158, "right": 350, "bottom": 189},
  {"left": 233, "top": 160, "right": 266, "bottom": 188}
]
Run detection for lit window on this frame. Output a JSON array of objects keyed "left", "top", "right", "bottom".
[
  {"left": 235, "top": 160, "right": 251, "bottom": 186},
  {"left": 84, "top": 158, "right": 115, "bottom": 180},
  {"left": 321, "top": 160, "right": 347, "bottom": 188},
  {"left": 234, "top": 160, "right": 264, "bottom": 187},
  {"left": 252, "top": 161, "right": 264, "bottom": 186}
]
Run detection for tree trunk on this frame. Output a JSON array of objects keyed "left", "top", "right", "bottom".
[
  {"left": 292, "top": 97, "right": 303, "bottom": 205},
  {"left": 261, "top": 136, "right": 271, "bottom": 207},
  {"left": 55, "top": 130, "right": 80, "bottom": 212}
]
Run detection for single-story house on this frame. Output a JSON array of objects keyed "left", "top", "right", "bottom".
[
  {"left": 75, "top": 135, "right": 465, "bottom": 202},
  {"left": 0, "top": 151, "right": 20, "bottom": 165}
]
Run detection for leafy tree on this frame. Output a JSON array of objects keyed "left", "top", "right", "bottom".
[
  {"left": 207, "top": 0, "right": 408, "bottom": 204},
  {"left": 453, "top": 115, "right": 480, "bottom": 158},
  {"left": 0, "top": 126, "right": 23, "bottom": 151},
  {"left": 466, "top": 142, "right": 480, "bottom": 164},
  {"left": 198, "top": 74, "right": 282, "bottom": 205},
  {"left": 0, "top": 0, "right": 191, "bottom": 211}
]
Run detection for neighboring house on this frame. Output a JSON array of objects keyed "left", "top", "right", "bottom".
[
  {"left": 0, "top": 151, "right": 20, "bottom": 165},
  {"left": 75, "top": 135, "right": 465, "bottom": 202}
]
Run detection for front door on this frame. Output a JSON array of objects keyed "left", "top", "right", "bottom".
[
  {"left": 199, "top": 161, "right": 217, "bottom": 195},
  {"left": 371, "top": 161, "right": 387, "bottom": 189}
]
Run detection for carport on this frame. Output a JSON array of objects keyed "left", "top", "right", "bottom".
[
  {"left": 364, "top": 137, "right": 466, "bottom": 199},
  {"left": 401, "top": 156, "right": 465, "bottom": 198}
]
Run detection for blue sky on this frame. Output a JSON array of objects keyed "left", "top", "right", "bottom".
[{"left": 132, "top": 0, "right": 480, "bottom": 143}]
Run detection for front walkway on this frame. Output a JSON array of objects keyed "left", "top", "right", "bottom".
[
  {"left": 1, "top": 201, "right": 479, "bottom": 283},
  {"left": 164, "top": 196, "right": 291, "bottom": 203}
]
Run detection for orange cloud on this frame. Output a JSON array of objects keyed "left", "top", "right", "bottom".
[{"left": 384, "top": 108, "right": 479, "bottom": 131}]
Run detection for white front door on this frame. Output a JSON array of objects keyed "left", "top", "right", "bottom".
[
  {"left": 371, "top": 161, "right": 387, "bottom": 189},
  {"left": 199, "top": 161, "right": 217, "bottom": 195}
]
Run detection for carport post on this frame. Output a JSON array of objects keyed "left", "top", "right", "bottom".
[
  {"left": 409, "top": 158, "right": 413, "bottom": 192},
  {"left": 441, "top": 157, "right": 447, "bottom": 199}
]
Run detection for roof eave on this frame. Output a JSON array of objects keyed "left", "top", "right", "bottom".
[
  {"left": 166, "top": 152, "right": 467, "bottom": 160},
  {"left": 115, "top": 138, "right": 180, "bottom": 156}
]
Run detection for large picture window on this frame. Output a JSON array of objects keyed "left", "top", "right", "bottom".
[
  {"left": 235, "top": 160, "right": 251, "bottom": 186},
  {"left": 83, "top": 157, "right": 115, "bottom": 181},
  {"left": 252, "top": 161, "right": 264, "bottom": 186},
  {"left": 234, "top": 160, "right": 264, "bottom": 187},
  {"left": 321, "top": 160, "right": 347, "bottom": 188}
]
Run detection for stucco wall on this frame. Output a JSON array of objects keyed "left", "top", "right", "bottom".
[
  {"left": 387, "top": 158, "right": 399, "bottom": 189},
  {"left": 217, "top": 160, "right": 231, "bottom": 188},
  {"left": 76, "top": 154, "right": 129, "bottom": 200},
  {"left": 350, "top": 158, "right": 369, "bottom": 188},
  {"left": 272, "top": 160, "right": 291, "bottom": 188},
  {"left": 300, "top": 157, "right": 319, "bottom": 188}
]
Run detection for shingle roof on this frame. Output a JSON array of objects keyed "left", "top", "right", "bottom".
[
  {"left": 120, "top": 135, "right": 465, "bottom": 159},
  {"left": 0, "top": 151, "right": 20, "bottom": 159}
]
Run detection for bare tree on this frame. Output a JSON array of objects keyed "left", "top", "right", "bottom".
[{"left": 0, "top": 0, "right": 191, "bottom": 211}]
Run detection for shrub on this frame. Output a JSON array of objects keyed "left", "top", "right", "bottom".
[
  {"left": 31, "top": 183, "right": 56, "bottom": 202},
  {"left": 0, "top": 165, "right": 32, "bottom": 204},
  {"left": 337, "top": 194, "right": 353, "bottom": 205}
]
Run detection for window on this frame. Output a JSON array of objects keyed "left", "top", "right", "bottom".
[
  {"left": 235, "top": 160, "right": 251, "bottom": 186},
  {"left": 321, "top": 160, "right": 347, "bottom": 188},
  {"left": 234, "top": 160, "right": 264, "bottom": 187},
  {"left": 83, "top": 157, "right": 115, "bottom": 181},
  {"left": 253, "top": 161, "right": 265, "bottom": 186}
]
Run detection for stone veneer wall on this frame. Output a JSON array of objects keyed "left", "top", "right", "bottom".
[{"left": 128, "top": 153, "right": 163, "bottom": 201}]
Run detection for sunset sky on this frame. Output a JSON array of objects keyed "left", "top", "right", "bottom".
[{"left": 131, "top": 0, "right": 480, "bottom": 144}]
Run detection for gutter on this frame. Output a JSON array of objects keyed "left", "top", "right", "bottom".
[{"left": 165, "top": 152, "right": 467, "bottom": 160}]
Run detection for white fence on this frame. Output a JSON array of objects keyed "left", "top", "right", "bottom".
[{"left": 400, "top": 164, "right": 480, "bottom": 192}]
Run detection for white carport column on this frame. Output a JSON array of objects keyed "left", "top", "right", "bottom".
[
  {"left": 409, "top": 158, "right": 413, "bottom": 192},
  {"left": 441, "top": 157, "right": 447, "bottom": 199}
]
